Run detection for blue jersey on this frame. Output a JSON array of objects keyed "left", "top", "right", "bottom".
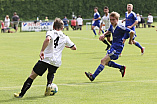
[
  {"left": 125, "top": 11, "right": 137, "bottom": 31},
  {"left": 108, "top": 24, "right": 131, "bottom": 53},
  {"left": 62, "top": 18, "right": 68, "bottom": 26},
  {"left": 94, "top": 12, "right": 101, "bottom": 24}
]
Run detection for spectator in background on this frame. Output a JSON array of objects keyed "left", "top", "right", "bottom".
[
  {"left": 136, "top": 13, "right": 141, "bottom": 28},
  {"left": 1, "top": 20, "right": 14, "bottom": 33},
  {"left": 147, "top": 13, "right": 153, "bottom": 28},
  {"left": 62, "top": 16, "right": 69, "bottom": 31},
  {"left": 71, "top": 17, "right": 77, "bottom": 30},
  {"left": 12, "top": 12, "right": 20, "bottom": 32},
  {"left": 140, "top": 15, "right": 145, "bottom": 28},
  {"left": 76, "top": 15, "right": 83, "bottom": 30},
  {"left": 4, "top": 15, "right": 10, "bottom": 27},
  {"left": 45, "top": 17, "right": 49, "bottom": 22}
]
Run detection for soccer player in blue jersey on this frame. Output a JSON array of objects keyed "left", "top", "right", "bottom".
[
  {"left": 122, "top": 4, "right": 145, "bottom": 55},
  {"left": 85, "top": 12, "right": 134, "bottom": 81},
  {"left": 92, "top": 7, "right": 104, "bottom": 36}
]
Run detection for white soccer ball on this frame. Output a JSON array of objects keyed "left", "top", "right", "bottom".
[{"left": 50, "top": 83, "right": 58, "bottom": 95}]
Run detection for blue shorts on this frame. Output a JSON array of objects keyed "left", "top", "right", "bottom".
[
  {"left": 107, "top": 47, "right": 121, "bottom": 60},
  {"left": 92, "top": 22, "right": 100, "bottom": 28},
  {"left": 124, "top": 32, "right": 137, "bottom": 40}
]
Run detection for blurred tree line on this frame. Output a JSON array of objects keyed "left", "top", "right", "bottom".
[{"left": 0, "top": 0, "right": 157, "bottom": 21}]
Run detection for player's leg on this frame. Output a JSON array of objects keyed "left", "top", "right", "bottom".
[
  {"left": 14, "top": 61, "right": 48, "bottom": 98},
  {"left": 92, "top": 25, "right": 97, "bottom": 36},
  {"left": 47, "top": 65, "right": 58, "bottom": 86},
  {"left": 106, "top": 49, "right": 126, "bottom": 77},
  {"left": 45, "top": 65, "right": 58, "bottom": 96},
  {"left": 132, "top": 39, "right": 145, "bottom": 55},
  {"left": 85, "top": 54, "right": 111, "bottom": 81}
]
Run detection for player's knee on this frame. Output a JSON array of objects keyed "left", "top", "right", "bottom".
[{"left": 100, "top": 59, "right": 106, "bottom": 66}]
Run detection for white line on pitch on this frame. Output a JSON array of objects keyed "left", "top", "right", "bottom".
[
  {"left": 0, "top": 80, "right": 156, "bottom": 89},
  {"left": 70, "top": 36, "right": 157, "bottom": 45}
]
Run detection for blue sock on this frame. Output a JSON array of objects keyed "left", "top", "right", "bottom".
[
  {"left": 93, "top": 64, "right": 104, "bottom": 79},
  {"left": 135, "top": 42, "right": 142, "bottom": 49},
  {"left": 108, "top": 61, "right": 122, "bottom": 69},
  {"left": 93, "top": 29, "right": 97, "bottom": 35},
  {"left": 102, "top": 30, "right": 104, "bottom": 34}
]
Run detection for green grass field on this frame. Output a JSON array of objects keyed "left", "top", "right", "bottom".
[{"left": 0, "top": 25, "right": 157, "bottom": 104}]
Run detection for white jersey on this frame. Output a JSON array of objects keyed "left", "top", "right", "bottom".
[
  {"left": 42, "top": 30, "right": 74, "bottom": 67},
  {"left": 77, "top": 17, "right": 83, "bottom": 25},
  {"left": 101, "top": 13, "right": 110, "bottom": 30},
  {"left": 147, "top": 15, "right": 153, "bottom": 23},
  {"left": 4, "top": 17, "right": 10, "bottom": 27}
]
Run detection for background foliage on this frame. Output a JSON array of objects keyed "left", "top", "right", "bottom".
[{"left": 0, "top": 0, "right": 157, "bottom": 21}]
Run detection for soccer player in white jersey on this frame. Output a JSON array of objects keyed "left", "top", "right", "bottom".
[
  {"left": 99, "top": 6, "right": 112, "bottom": 50},
  {"left": 122, "top": 4, "right": 145, "bottom": 55},
  {"left": 14, "top": 18, "right": 77, "bottom": 98}
]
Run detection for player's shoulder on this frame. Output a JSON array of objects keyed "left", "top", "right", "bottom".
[
  {"left": 96, "top": 12, "right": 100, "bottom": 15},
  {"left": 117, "top": 24, "right": 126, "bottom": 30},
  {"left": 131, "top": 11, "right": 136, "bottom": 17}
]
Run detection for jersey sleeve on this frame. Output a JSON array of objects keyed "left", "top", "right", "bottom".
[
  {"left": 133, "top": 13, "right": 138, "bottom": 21},
  {"left": 46, "top": 31, "right": 53, "bottom": 39},
  {"left": 119, "top": 25, "right": 131, "bottom": 33},
  {"left": 65, "top": 36, "right": 75, "bottom": 48},
  {"left": 108, "top": 25, "right": 112, "bottom": 32}
]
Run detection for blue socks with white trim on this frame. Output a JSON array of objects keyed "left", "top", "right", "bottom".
[
  {"left": 108, "top": 61, "right": 122, "bottom": 69},
  {"left": 93, "top": 64, "right": 104, "bottom": 79},
  {"left": 93, "top": 29, "right": 97, "bottom": 35},
  {"left": 135, "top": 42, "right": 142, "bottom": 49}
]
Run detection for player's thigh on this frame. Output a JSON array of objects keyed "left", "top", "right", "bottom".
[
  {"left": 33, "top": 60, "right": 48, "bottom": 76},
  {"left": 48, "top": 65, "right": 58, "bottom": 74}
]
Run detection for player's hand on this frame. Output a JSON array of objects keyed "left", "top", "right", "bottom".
[
  {"left": 127, "top": 26, "right": 132, "bottom": 29},
  {"left": 92, "top": 18, "right": 95, "bottom": 21},
  {"left": 99, "top": 35, "right": 104, "bottom": 41},
  {"left": 40, "top": 51, "right": 44, "bottom": 60}
]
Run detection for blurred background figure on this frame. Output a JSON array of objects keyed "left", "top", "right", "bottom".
[
  {"left": 71, "top": 17, "right": 76, "bottom": 30},
  {"left": 76, "top": 15, "right": 83, "bottom": 30},
  {"left": 136, "top": 13, "right": 141, "bottom": 28},
  {"left": 12, "top": 12, "right": 20, "bottom": 32},
  {"left": 1, "top": 20, "right": 14, "bottom": 33},
  {"left": 4, "top": 15, "right": 10, "bottom": 28},
  {"left": 62, "top": 16, "right": 69, "bottom": 31},
  {"left": 140, "top": 15, "right": 145, "bottom": 28},
  {"left": 147, "top": 13, "right": 153, "bottom": 28},
  {"left": 45, "top": 16, "right": 49, "bottom": 22}
]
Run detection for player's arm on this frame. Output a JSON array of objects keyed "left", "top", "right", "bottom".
[
  {"left": 65, "top": 36, "right": 77, "bottom": 50},
  {"left": 94, "top": 17, "right": 101, "bottom": 21},
  {"left": 99, "top": 31, "right": 111, "bottom": 40},
  {"left": 40, "top": 36, "right": 51, "bottom": 60},
  {"left": 65, "top": 45, "right": 77, "bottom": 50},
  {"left": 122, "top": 18, "right": 126, "bottom": 23},
  {"left": 127, "top": 20, "right": 138, "bottom": 29}
]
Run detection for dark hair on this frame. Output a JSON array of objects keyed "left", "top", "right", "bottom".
[
  {"left": 104, "top": 6, "right": 109, "bottom": 9},
  {"left": 94, "top": 7, "right": 98, "bottom": 10},
  {"left": 149, "top": 13, "right": 151, "bottom": 15}
]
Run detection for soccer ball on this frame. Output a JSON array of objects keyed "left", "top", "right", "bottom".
[{"left": 49, "top": 83, "right": 58, "bottom": 95}]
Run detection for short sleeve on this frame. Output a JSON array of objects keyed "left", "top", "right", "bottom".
[
  {"left": 65, "top": 36, "right": 75, "bottom": 48},
  {"left": 46, "top": 31, "right": 53, "bottom": 39},
  {"left": 133, "top": 13, "right": 137, "bottom": 21}
]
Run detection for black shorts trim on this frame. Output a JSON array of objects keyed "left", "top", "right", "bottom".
[{"left": 33, "top": 60, "right": 58, "bottom": 76}]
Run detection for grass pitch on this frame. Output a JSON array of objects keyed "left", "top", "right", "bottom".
[{"left": 0, "top": 25, "right": 157, "bottom": 104}]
